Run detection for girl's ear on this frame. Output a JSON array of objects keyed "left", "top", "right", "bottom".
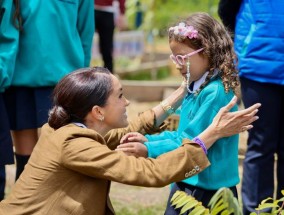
[{"left": 91, "top": 105, "right": 105, "bottom": 122}]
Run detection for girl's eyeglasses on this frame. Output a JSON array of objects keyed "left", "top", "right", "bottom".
[{"left": 170, "top": 48, "right": 204, "bottom": 65}]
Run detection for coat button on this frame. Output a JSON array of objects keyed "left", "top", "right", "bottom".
[{"left": 195, "top": 166, "right": 200, "bottom": 171}]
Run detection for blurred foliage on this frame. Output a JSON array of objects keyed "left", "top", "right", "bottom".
[
  {"left": 251, "top": 190, "right": 284, "bottom": 215},
  {"left": 126, "top": 0, "right": 220, "bottom": 35},
  {"left": 171, "top": 188, "right": 284, "bottom": 215},
  {"left": 121, "top": 66, "right": 170, "bottom": 80}
]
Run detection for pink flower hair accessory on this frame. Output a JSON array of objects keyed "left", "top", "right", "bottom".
[{"left": 169, "top": 22, "right": 198, "bottom": 39}]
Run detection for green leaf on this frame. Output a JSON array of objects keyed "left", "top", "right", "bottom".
[
  {"left": 256, "top": 203, "right": 279, "bottom": 210},
  {"left": 208, "top": 187, "right": 226, "bottom": 208},
  {"left": 171, "top": 191, "right": 184, "bottom": 203},
  {"left": 179, "top": 199, "right": 200, "bottom": 214},
  {"left": 188, "top": 205, "right": 206, "bottom": 215},
  {"left": 171, "top": 191, "right": 187, "bottom": 206},
  {"left": 231, "top": 196, "right": 242, "bottom": 215},
  {"left": 174, "top": 195, "right": 192, "bottom": 209},
  {"left": 220, "top": 210, "right": 230, "bottom": 215},
  {"left": 260, "top": 197, "right": 274, "bottom": 205},
  {"left": 281, "top": 190, "right": 284, "bottom": 196},
  {"left": 204, "top": 208, "right": 210, "bottom": 215},
  {"left": 211, "top": 203, "right": 227, "bottom": 215}
]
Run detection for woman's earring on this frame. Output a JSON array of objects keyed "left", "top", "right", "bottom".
[{"left": 100, "top": 116, "right": 104, "bottom": 122}]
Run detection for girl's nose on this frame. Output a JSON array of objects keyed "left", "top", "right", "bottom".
[
  {"left": 125, "top": 97, "right": 130, "bottom": 106},
  {"left": 175, "top": 63, "right": 183, "bottom": 70}
]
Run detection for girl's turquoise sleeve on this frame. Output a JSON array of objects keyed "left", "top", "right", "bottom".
[
  {"left": 144, "top": 138, "right": 180, "bottom": 158},
  {"left": 144, "top": 130, "right": 194, "bottom": 158},
  {"left": 77, "top": 0, "right": 94, "bottom": 67},
  {"left": 145, "top": 130, "right": 177, "bottom": 142},
  {"left": 0, "top": 0, "right": 19, "bottom": 92}
]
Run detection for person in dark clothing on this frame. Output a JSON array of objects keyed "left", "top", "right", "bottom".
[
  {"left": 94, "top": 0, "right": 127, "bottom": 73},
  {"left": 218, "top": 0, "right": 242, "bottom": 39}
]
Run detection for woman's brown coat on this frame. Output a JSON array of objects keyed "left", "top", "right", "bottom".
[{"left": 0, "top": 110, "right": 209, "bottom": 215}]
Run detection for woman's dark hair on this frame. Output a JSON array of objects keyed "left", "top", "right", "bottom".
[
  {"left": 48, "top": 67, "right": 113, "bottom": 129},
  {"left": 13, "top": 0, "right": 22, "bottom": 30}
]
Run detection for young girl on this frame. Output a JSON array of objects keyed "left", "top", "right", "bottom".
[{"left": 118, "top": 12, "right": 240, "bottom": 213}]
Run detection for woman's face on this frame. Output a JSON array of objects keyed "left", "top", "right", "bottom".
[
  {"left": 101, "top": 75, "right": 130, "bottom": 130},
  {"left": 169, "top": 40, "right": 209, "bottom": 82}
]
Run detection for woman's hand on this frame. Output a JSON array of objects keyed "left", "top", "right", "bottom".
[
  {"left": 116, "top": 142, "right": 148, "bottom": 158},
  {"left": 211, "top": 96, "right": 261, "bottom": 138},
  {"left": 198, "top": 96, "right": 261, "bottom": 149},
  {"left": 120, "top": 132, "right": 148, "bottom": 144},
  {"left": 117, "top": 132, "right": 148, "bottom": 157}
]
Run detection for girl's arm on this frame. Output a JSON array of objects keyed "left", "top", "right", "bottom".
[
  {"left": 116, "top": 96, "right": 261, "bottom": 157},
  {"left": 152, "top": 82, "right": 186, "bottom": 126}
]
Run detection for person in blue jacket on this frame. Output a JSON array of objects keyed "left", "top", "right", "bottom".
[
  {"left": 1, "top": 0, "right": 94, "bottom": 181},
  {"left": 117, "top": 12, "right": 242, "bottom": 213},
  {"left": 0, "top": 0, "right": 19, "bottom": 200},
  {"left": 234, "top": 0, "right": 284, "bottom": 214}
]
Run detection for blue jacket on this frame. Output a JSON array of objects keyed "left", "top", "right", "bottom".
[
  {"left": 234, "top": 0, "right": 284, "bottom": 85},
  {"left": 145, "top": 78, "right": 239, "bottom": 190},
  {"left": 0, "top": 0, "right": 94, "bottom": 88}
]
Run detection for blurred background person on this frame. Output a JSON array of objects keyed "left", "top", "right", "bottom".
[
  {"left": 2, "top": 0, "right": 94, "bottom": 181},
  {"left": 233, "top": 0, "right": 284, "bottom": 214},
  {"left": 0, "top": 0, "right": 19, "bottom": 200},
  {"left": 94, "top": 0, "right": 128, "bottom": 73},
  {"left": 218, "top": 0, "right": 242, "bottom": 40}
]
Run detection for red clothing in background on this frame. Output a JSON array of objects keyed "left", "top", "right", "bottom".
[{"left": 94, "top": 0, "right": 126, "bottom": 14}]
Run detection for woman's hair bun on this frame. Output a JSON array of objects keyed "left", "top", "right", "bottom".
[{"left": 48, "top": 105, "right": 70, "bottom": 129}]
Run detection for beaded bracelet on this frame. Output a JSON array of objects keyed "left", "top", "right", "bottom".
[
  {"left": 192, "top": 137, "right": 208, "bottom": 154},
  {"left": 160, "top": 100, "right": 175, "bottom": 116}
]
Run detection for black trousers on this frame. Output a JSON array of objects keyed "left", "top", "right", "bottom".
[
  {"left": 0, "top": 166, "right": 5, "bottom": 201},
  {"left": 241, "top": 77, "right": 284, "bottom": 215},
  {"left": 95, "top": 10, "right": 115, "bottom": 73},
  {"left": 164, "top": 182, "right": 238, "bottom": 215}
]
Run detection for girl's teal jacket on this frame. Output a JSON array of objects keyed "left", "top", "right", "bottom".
[
  {"left": 145, "top": 78, "right": 240, "bottom": 190},
  {"left": 0, "top": 0, "right": 94, "bottom": 91}
]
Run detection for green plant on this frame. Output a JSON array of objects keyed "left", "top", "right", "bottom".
[
  {"left": 171, "top": 188, "right": 284, "bottom": 215},
  {"left": 126, "top": 0, "right": 221, "bottom": 33},
  {"left": 251, "top": 190, "right": 284, "bottom": 215}
]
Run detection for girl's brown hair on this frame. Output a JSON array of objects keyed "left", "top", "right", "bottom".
[{"left": 169, "top": 12, "right": 239, "bottom": 94}]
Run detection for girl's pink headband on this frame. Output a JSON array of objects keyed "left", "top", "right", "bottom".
[{"left": 169, "top": 22, "right": 198, "bottom": 39}]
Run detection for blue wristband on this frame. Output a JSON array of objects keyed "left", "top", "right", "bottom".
[{"left": 192, "top": 137, "right": 208, "bottom": 154}]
